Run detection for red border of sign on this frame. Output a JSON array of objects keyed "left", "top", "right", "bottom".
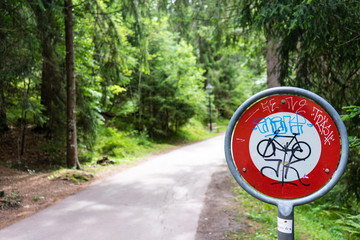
[{"left": 232, "top": 95, "right": 341, "bottom": 199}]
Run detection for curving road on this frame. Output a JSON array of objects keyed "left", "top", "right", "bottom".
[{"left": 0, "top": 134, "right": 226, "bottom": 240}]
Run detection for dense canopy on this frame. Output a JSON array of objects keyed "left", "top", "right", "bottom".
[{"left": 0, "top": 0, "right": 359, "bottom": 217}]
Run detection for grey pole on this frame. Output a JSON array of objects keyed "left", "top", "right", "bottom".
[
  {"left": 277, "top": 203, "right": 295, "bottom": 240},
  {"left": 205, "top": 83, "right": 213, "bottom": 133},
  {"left": 209, "top": 94, "right": 212, "bottom": 133}
]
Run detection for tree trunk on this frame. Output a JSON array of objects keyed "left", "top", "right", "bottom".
[
  {"left": 266, "top": 38, "right": 281, "bottom": 88},
  {"left": 30, "top": 0, "right": 66, "bottom": 135},
  {"left": 0, "top": 80, "right": 8, "bottom": 133},
  {"left": 40, "top": 44, "right": 55, "bottom": 125},
  {"left": 65, "top": 0, "right": 80, "bottom": 169}
]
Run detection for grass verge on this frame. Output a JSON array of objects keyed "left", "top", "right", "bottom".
[{"left": 230, "top": 185, "right": 355, "bottom": 240}]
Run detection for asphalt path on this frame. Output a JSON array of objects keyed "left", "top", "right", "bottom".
[{"left": 0, "top": 134, "right": 226, "bottom": 240}]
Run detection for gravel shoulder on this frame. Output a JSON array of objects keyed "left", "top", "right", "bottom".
[{"left": 195, "top": 165, "right": 256, "bottom": 239}]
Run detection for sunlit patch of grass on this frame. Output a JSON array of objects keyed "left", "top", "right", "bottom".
[
  {"left": 177, "top": 118, "right": 227, "bottom": 142},
  {"left": 177, "top": 119, "right": 214, "bottom": 142},
  {"left": 79, "top": 126, "right": 160, "bottom": 166},
  {"left": 48, "top": 169, "right": 94, "bottom": 183},
  {"left": 295, "top": 200, "right": 354, "bottom": 240}
]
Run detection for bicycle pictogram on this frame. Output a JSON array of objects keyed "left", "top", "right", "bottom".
[{"left": 256, "top": 130, "right": 312, "bottom": 186}]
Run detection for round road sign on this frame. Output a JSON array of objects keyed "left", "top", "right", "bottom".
[{"left": 225, "top": 87, "right": 348, "bottom": 202}]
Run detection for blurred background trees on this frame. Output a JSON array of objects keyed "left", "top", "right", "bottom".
[
  {"left": 0, "top": 0, "right": 359, "bottom": 205},
  {"left": 0, "top": 0, "right": 264, "bottom": 148}
]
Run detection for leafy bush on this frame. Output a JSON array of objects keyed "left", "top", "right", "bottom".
[
  {"left": 93, "top": 126, "right": 153, "bottom": 160},
  {"left": 338, "top": 106, "right": 360, "bottom": 203}
]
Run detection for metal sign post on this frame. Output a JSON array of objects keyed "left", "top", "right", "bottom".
[{"left": 224, "top": 87, "right": 348, "bottom": 240}]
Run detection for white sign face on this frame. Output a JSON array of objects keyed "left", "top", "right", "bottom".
[{"left": 249, "top": 112, "right": 321, "bottom": 183}]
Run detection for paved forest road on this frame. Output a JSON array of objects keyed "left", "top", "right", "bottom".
[{"left": 0, "top": 134, "right": 227, "bottom": 240}]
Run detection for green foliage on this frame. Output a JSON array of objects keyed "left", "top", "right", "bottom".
[
  {"left": 160, "top": 0, "right": 267, "bottom": 119},
  {"left": 33, "top": 196, "right": 45, "bottom": 201},
  {"left": 2, "top": 2, "right": 360, "bottom": 239},
  {"left": 176, "top": 118, "right": 214, "bottom": 143},
  {"left": 0, "top": 0, "right": 43, "bottom": 130},
  {"left": 295, "top": 202, "right": 348, "bottom": 239},
  {"left": 336, "top": 213, "right": 360, "bottom": 238},
  {"left": 232, "top": 0, "right": 360, "bottom": 203},
  {"left": 118, "top": 17, "right": 208, "bottom": 139},
  {"left": 92, "top": 126, "right": 153, "bottom": 161},
  {"left": 0, "top": 0, "right": 271, "bottom": 171},
  {"left": 72, "top": 0, "right": 137, "bottom": 149},
  {"left": 339, "top": 105, "right": 360, "bottom": 203},
  {"left": 231, "top": 185, "right": 356, "bottom": 239},
  {"left": 233, "top": 0, "right": 360, "bottom": 104},
  {"left": 210, "top": 49, "right": 266, "bottom": 118},
  {"left": 79, "top": 118, "right": 221, "bottom": 168},
  {"left": 295, "top": 190, "right": 360, "bottom": 239}
]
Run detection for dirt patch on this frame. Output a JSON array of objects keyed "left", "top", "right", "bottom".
[
  {"left": 0, "top": 165, "right": 89, "bottom": 229},
  {"left": 195, "top": 165, "right": 256, "bottom": 240},
  {"left": 0, "top": 161, "right": 143, "bottom": 230}
]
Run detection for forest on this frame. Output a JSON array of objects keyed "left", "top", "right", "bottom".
[{"left": 1, "top": 0, "right": 360, "bottom": 238}]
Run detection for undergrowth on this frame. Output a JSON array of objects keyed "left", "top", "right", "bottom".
[
  {"left": 62, "top": 118, "right": 224, "bottom": 182},
  {"left": 231, "top": 185, "right": 358, "bottom": 239},
  {"left": 79, "top": 118, "right": 225, "bottom": 167},
  {"left": 30, "top": 118, "right": 225, "bottom": 187}
]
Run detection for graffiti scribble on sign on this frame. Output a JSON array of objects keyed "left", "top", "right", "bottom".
[
  {"left": 260, "top": 98, "right": 279, "bottom": 113},
  {"left": 283, "top": 97, "right": 307, "bottom": 114},
  {"left": 253, "top": 113, "right": 312, "bottom": 137},
  {"left": 311, "top": 106, "right": 335, "bottom": 145},
  {"left": 253, "top": 113, "right": 312, "bottom": 186}
]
